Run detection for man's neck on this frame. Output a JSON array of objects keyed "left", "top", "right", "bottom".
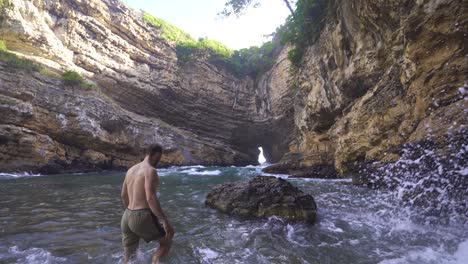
[{"left": 143, "top": 156, "right": 156, "bottom": 168}]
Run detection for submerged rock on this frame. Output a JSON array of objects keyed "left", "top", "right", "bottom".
[{"left": 205, "top": 176, "right": 317, "bottom": 224}]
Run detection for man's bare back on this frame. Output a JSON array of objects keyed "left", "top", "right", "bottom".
[
  {"left": 125, "top": 162, "right": 159, "bottom": 210},
  {"left": 120, "top": 144, "right": 174, "bottom": 264}
]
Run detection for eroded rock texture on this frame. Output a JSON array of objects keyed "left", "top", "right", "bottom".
[
  {"left": 265, "top": 0, "right": 467, "bottom": 177},
  {"left": 205, "top": 176, "right": 317, "bottom": 224},
  {"left": 0, "top": 0, "right": 291, "bottom": 172},
  {"left": 0, "top": 0, "right": 466, "bottom": 175},
  {"left": 0, "top": 62, "right": 243, "bottom": 173}
]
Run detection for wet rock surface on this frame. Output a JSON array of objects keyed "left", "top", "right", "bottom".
[
  {"left": 288, "top": 165, "right": 337, "bottom": 179},
  {"left": 352, "top": 129, "right": 468, "bottom": 224},
  {"left": 205, "top": 176, "right": 317, "bottom": 224}
]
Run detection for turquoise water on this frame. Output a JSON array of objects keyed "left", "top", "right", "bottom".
[{"left": 0, "top": 166, "right": 467, "bottom": 263}]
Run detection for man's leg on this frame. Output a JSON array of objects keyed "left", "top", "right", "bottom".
[
  {"left": 123, "top": 242, "right": 138, "bottom": 264},
  {"left": 152, "top": 239, "right": 172, "bottom": 264}
]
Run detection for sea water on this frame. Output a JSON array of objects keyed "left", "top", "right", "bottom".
[{"left": 0, "top": 165, "right": 466, "bottom": 263}]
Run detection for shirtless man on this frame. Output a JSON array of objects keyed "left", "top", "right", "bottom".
[{"left": 120, "top": 144, "right": 174, "bottom": 264}]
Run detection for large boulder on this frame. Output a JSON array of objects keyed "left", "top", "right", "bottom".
[{"left": 205, "top": 176, "right": 317, "bottom": 224}]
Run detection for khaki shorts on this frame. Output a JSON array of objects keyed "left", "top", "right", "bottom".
[{"left": 121, "top": 208, "right": 166, "bottom": 247}]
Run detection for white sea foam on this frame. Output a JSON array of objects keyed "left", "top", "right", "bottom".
[
  {"left": 0, "top": 172, "right": 41, "bottom": 179},
  {"left": 7, "top": 246, "right": 66, "bottom": 264},
  {"left": 160, "top": 165, "right": 210, "bottom": 175},
  {"left": 363, "top": 130, "right": 467, "bottom": 225},
  {"left": 180, "top": 168, "right": 198, "bottom": 174},
  {"left": 285, "top": 224, "right": 312, "bottom": 247},
  {"left": 197, "top": 247, "right": 219, "bottom": 261},
  {"left": 177, "top": 165, "right": 207, "bottom": 169},
  {"left": 321, "top": 221, "right": 344, "bottom": 233},
  {"left": 453, "top": 239, "right": 468, "bottom": 264},
  {"left": 238, "top": 163, "right": 270, "bottom": 169},
  {"left": 458, "top": 86, "right": 467, "bottom": 95},
  {"left": 378, "top": 239, "right": 468, "bottom": 264},
  {"left": 258, "top": 173, "right": 289, "bottom": 179},
  {"left": 388, "top": 217, "right": 426, "bottom": 234},
  {"left": 378, "top": 248, "right": 442, "bottom": 264},
  {"left": 289, "top": 177, "right": 353, "bottom": 183},
  {"left": 187, "top": 170, "right": 222, "bottom": 176}
]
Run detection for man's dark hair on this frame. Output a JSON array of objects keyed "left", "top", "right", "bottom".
[{"left": 146, "top": 144, "right": 163, "bottom": 156}]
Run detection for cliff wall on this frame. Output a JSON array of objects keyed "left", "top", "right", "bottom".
[
  {"left": 0, "top": 0, "right": 466, "bottom": 175},
  {"left": 269, "top": 0, "right": 467, "bottom": 178},
  {"left": 0, "top": 0, "right": 288, "bottom": 172}
]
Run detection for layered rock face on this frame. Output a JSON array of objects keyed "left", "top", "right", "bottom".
[
  {"left": 0, "top": 0, "right": 465, "bottom": 175},
  {"left": 0, "top": 0, "right": 291, "bottom": 172},
  {"left": 269, "top": 0, "right": 467, "bottom": 177},
  {"left": 0, "top": 62, "right": 245, "bottom": 173},
  {"left": 254, "top": 45, "right": 296, "bottom": 162}
]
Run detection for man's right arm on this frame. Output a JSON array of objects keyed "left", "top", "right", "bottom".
[
  {"left": 144, "top": 169, "right": 174, "bottom": 238},
  {"left": 121, "top": 176, "right": 129, "bottom": 208}
]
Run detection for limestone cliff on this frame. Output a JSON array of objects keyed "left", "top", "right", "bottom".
[
  {"left": 0, "top": 0, "right": 288, "bottom": 173},
  {"left": 0, "top": 0, "right": 466, "bottom": 175},
  {"left": 267, "top": 0, "right": 467, "bottom": 178}
]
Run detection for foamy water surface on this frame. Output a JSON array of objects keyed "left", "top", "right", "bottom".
[{"left": 0, "top": 165, "right": 466, "bottom": 263}]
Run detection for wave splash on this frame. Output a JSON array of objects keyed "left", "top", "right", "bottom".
[
  {"left": 378, "top": 239, "right": 468, "bottom": 264},
  {"left": 0, "top": 172, "right": 41, "bottom": 179},
  {"left": 360, "top": 129, "right": 467, "bottom": 225},
  {"left": 3, "top": 246, "right": 66, "bottom": 264}
]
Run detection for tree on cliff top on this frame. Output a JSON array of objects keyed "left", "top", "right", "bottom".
[
  {"left": 219, "top": 0, "right": 295, "bottom": 17},
  {"left": 220, "top": 0, "right": 327, "bottom": 66},
  {"left": 142, "top": 11, "right": 275, "bottom": 78}
]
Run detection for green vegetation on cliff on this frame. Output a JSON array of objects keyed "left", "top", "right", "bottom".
[
  {"left": 0, "top": 39, "right": 95, "bottom": 91},
  {"left": 143, "top": 12, "right": 192, "bottom": 43},
  {"left": 39, "top": 68, "right": 61, "bottom": 79},
  {"left": 281, "top": 0, "right": 327, "bottom": 65},
  {"left": 143, "top": 12, "right": 278, "bottom": 78},
  {"left": 228, "top": 42, "right": 277, "bottom": 76},
  {"left": 0, "top": 0, "right": 11, "bottom": 10},
  {"left": 0, "top": 40, "right": 6, "bottom": 51},
  {"left": 0, "top": 39, "right": 96, "bottom": 91},
  {"left": 62, "top": 70, "right": 96, "bottom": 91},
  {"left": 221, "top": 0, "right": 328, "bottom": 66},
  {"left": 0, "top": 0, "right": 11, "bottom": 23},
  {"left": 62, "top": 70, "right": 85, "bottom": 86},
  {"left": 142, "top": 0, "right": 327, "bottom": 76},
  {"left": 175, "top": 37, "right": 232, "bottom": 64},
  {"left": 0, "top": 40, "right": 41, "bottom": 72}
]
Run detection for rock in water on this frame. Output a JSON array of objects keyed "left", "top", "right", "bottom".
[{"left": 205, "top": 176, "right": 317, "bottom": 224}]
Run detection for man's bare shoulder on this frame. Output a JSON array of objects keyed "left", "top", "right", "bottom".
[
  {"left": 125, "top": 163, "right": 143, "bottom": 178},
  {"left": 142, "top": 164, "right": 158, "bottom": 178}
]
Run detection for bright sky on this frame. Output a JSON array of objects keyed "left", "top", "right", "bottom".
[
  {"left": 258, "top": 147, "right": 266, "bottom": 164},
  {"left": 121, "top": 0, "right": 291, "bottom": 50}
]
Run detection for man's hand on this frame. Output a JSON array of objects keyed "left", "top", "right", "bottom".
[{"left": 144, "top": 168, "right": 174, "bottom": 242}]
